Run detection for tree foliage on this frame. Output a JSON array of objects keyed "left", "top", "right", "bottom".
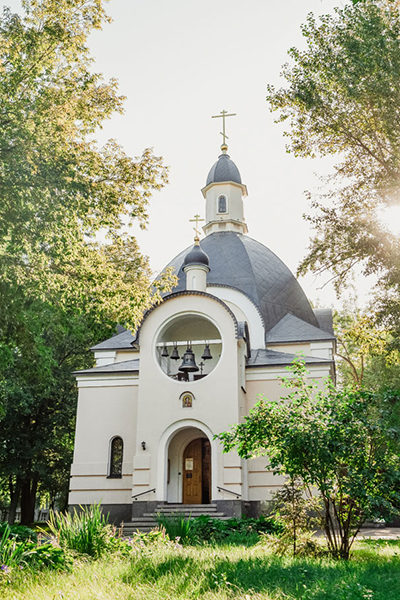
[
  {"left": 267, "top": 0, "right": 400, "bottom": 332},
  {"left": 217, "top": 360, "right": 400, "bottom": 559},
  {"left": 333, "top": 307, "right": 400, "bottom": 388},
  {"left": 0, "top": 0, "right": 175, "bottom": 523}
]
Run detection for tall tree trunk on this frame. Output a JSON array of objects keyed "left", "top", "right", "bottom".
[
  {"left": 20, "top": 474, "right": 38, "bottom": 525},
  {"left": 8, "top": 476, "right": 21, "bottom": 525}
]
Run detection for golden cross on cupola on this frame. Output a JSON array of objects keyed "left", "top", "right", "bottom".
[
  {"left": 211, "top": 109, "right": 237, "bottom": 152},
  {"left": 189, "top": 214, "right": 204, "bottom": 244}
]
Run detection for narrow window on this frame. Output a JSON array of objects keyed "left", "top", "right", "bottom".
[
  {"left": 109, "top": 436, "right": 123, "bottom": 478},
  {"left": 218, "top": 195, "right": 227, "bottom": 213}
]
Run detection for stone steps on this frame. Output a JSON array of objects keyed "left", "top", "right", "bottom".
[{"left": 123, "top": 503, "right": 229, "bottom": 534}]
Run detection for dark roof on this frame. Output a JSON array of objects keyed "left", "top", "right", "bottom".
[
  {"left": 247, "top": 348, "right": 332, "bottom": 368},
  {"left": 162, "top": 231, "right": 319, "bottom": 340},
  {"left": 184, "top": 243, "right": 210, "bottom": 268},
  {"left": 91, "top": 329, "right": 136, "bottom": 351},
  {"left": 206, "top": 153, "right": 242, "bottom": 186},
  {"left": 266, "top": 313, "right": 335, "bottom": 344},
  {"left": 74, "top": 359, "right": 139, "bottom": 375},
  {"left": 314, "top": 309, "right": 334, "bottom": 335}
]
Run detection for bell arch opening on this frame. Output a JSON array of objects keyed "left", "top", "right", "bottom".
[{"left": 155, "top": 313, "right": 222, "bottom": 382}]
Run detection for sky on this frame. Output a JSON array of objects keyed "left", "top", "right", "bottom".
[{"left": 7, "top": 0, "right": 383, "bottom": 308}]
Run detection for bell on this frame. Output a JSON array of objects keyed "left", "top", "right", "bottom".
[
  {"left": 178, "top": 346, "right": 199, "bottom": 373},
  {"left": 161, "top": 344, "right": 169, "bottom": 357},
  {"left": 170, "top": 344, "right": 180, "bottom": 360},
  {"left": 201, "top": 344, "right": 212, "bottom": 360}
]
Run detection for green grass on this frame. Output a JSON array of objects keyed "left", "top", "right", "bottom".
[{"left": 1, "top": 539, "right": 399, "bottom": 600}]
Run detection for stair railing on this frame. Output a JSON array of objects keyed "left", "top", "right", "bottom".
[
  {"left": 132, "top": 488, "right": 156, "bottom": 501},
  {"left": 217, "top": 486, "right": 241, "bottom": 499}
]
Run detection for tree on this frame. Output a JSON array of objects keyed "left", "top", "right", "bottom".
[
  {"left": 270, "top": 478, "right": 320, "bottom": 557},
  {"left": 266, "top": 0, "right": 400, "bottom": 333},
  {"left": 0, "top": 0, "right": 176, "bottom": 523},
  {"left": 333, "top": 307, "right": 400, "bottom": 388},
  {"left": 217, "top": 360, "right": 400, "bottom": 559}
]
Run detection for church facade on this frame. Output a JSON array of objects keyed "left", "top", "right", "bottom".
[{"left": 69, "top": 142, "right": 335, "bottom": 523}]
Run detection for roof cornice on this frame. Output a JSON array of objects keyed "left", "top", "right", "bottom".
[{"left": 201, "top": 180, "right": 248, "bottom": 198}]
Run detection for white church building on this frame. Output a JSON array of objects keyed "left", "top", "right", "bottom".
[{"left": 69, "top": 137, "right": 335, "bottom": 524}]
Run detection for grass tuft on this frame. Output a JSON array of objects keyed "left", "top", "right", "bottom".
[{"left": 46, "top": 504, "right": 111, "bottom": 557}]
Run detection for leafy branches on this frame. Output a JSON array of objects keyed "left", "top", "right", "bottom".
[
  {"left": 0, "top": 0, "right": 176, "bottom": 522},
  {"left": 267, "top": 0, "right": 400, "bottom": 326},
  {"left": 217, "top": 360, "right": 400, "bottom": 559}
]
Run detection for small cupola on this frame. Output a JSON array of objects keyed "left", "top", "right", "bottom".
[
  {"left": 202, "top": 110, "right": 248, "bottom": 236},
  {"left": 183, "top": 238, "right": 210, "bottom": 292},
  {"left": 206, "top": 152, "right": 242, "bottom": 186}
]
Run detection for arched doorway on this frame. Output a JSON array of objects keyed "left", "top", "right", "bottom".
[
  {"left": 166, "top": 427, "right": 212, "bottom": 504},
  {"left": 183, "top": 438, "right": 211, "bottom": 504}
]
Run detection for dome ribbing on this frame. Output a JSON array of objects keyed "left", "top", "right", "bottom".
[
  {"left": 206, "top": 153, "right": 242, "bottom": 186},
  {"left": 162, "top": 231, "right": 319, "bottom": 337}
]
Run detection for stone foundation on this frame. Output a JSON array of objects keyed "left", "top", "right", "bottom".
[
  {"left": 69, "top": 503, "right": 132, "bottom": 525},
  {"left": 214, "top": 499, "right": 261, "bottom": 518}
]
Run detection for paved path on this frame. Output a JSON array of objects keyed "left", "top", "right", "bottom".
[{"left": 358, "top": 527, "right": 400, "bottom": 539}]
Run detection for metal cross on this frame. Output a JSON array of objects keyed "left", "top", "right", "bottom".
[
  {"left": 211, "top": 109, "right": 237, "bottom": 146},
  {"left": 189, "top": 214, "right": 204, "bottom": 239}
]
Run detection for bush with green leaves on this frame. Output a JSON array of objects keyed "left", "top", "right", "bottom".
[
  {"left": 270, "top": 479, "right": 321, "bottom": 557},
  {"left": 156, "top": 513, "right": 193, "bottom": 543},
  {"left": 0, "top": 523, "right": 36, "bottom": 543},
  {"left": 47, "top": 505, "right": 111, "bottom": 558},
  {"left": 260, "top": 530, "right": 324, "bottom": 558},
  {"left": 217, "top": 359, "right": 400, "bottom": 559},
  {"left": 189, "top": 515, "right": 283, "bottom": 545},
  {"left": 0, "top": 525, "right": 27, "bottom": 568},
  {"left": 154, "top": 514, "right": 283, "bottom": 546},
  {"left": 0, "top": 524, "right": 69, "bottom": 573}
]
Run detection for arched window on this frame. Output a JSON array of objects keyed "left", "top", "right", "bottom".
[
  {"left": 218, "top": 195, "right": 227, "bottom": 213},
  {"left": 109, "top": 436, "right": 123, "bottom": 478}
]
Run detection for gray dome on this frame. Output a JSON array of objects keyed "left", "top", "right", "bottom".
[
  {"left": 163, "top": 231, "right": 319, "bottom": 338},
  {"left": 183, "top": 243, "right": 210, "bottom": 268},
  {"left": 206, "top": 153, "right": 242, "bottom": 186}
]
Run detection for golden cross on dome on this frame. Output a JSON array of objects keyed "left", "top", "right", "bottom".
[
  {"left": 211, "top": 109, "right": 237, "bottom": 150},
  {"left": 189, "top": 214, "right": 204, "bottom": 243}
]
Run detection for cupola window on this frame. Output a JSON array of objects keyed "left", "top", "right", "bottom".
[
  {"left": 217, "top": 195, "right": 227, "bottom": 214},
  {"left": 108, "top": 436, "right": 123, "bottom": 478}
]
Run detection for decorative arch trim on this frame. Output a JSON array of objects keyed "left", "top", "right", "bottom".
[
  {"left": 132, "top": 290, "right": 241, "bottom": 345},
  {"left": 157, "top": 419, "right": 217, "bottom": 502},
  {"left": 205, "top": 283, "right": 266, "bottom": 329}
]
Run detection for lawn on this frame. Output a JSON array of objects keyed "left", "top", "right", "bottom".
[{"left": 2, "top": 539, "right": 399, "bottom": 600}]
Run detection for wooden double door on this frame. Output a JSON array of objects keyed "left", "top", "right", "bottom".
[{"left": 183, "top": 438, "right": 211, "bottom": 504}]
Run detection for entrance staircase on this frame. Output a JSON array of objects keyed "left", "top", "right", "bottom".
[{"left": 122, "top": 503, "right": 228, "bottom": 534}]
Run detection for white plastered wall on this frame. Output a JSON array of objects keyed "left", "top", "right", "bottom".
[
  {"left": 69, "top": 375, "right": 138, "bottom": 506},
  {"left": 203, "top": 181, "right": 247, "bottom": 235},
  {"left": 94, "top": 350, "right": 139, "bottom": 367},
  {"left": 207, "top": 286, "right": 265, "bottom": 349},
  {"left": 267, "top": 341, "right": 334, "bottom": 360},
  {"left": 243, "top": 364, "right": 332, "bottom": 502},
  {"left": 132, "top": 293, "right": 244, "bottom": 503}
]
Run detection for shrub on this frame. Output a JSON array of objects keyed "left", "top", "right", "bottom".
[
  {"left": 20, "top": 541, "right": 71, "bottom": 570},
  {"left": 187, "top": 515, "right": 283, "bottom": 545},
  {"left": 270, "top": 479, "right": 321, "bottom": 556},
  {"left": 0, "top": 525, "right": 27, "bottom": 568},
  {"left": 260, "top": 531, "right": 324, "bottom": 558},
  {"left": 0, "top": 524, "right": 70, "bottom": 572},
  {"left": 156, "top": 513, "right": 193, "bottom": 543},
  {"left": 47, "top": 504, "right": 111, "bottom": 558},
  {"left": 0, "top": 523, "right": 37, "bottom": 543}
]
